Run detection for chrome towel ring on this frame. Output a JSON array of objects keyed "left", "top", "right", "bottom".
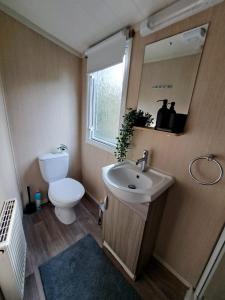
[{"left": 189, "top": 154, "right": 223, "bottom": 185}]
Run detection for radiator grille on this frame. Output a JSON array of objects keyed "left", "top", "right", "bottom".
[
  {"left": 0, "top": 199, "right": 26, "bottom": 300},
  {"left": 0, "top": 199, "right": 15, "bottom": 243}
]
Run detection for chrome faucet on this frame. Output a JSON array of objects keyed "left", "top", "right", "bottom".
[{"left": 136, "top": 150, "right": 149, "bottom": 172}]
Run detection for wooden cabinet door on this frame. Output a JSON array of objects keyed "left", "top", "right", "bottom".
[{"left": 103, "top": 193, "right": 145, "bottom": 274}]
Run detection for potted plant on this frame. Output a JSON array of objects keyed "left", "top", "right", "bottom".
[
  {"left": 114, "top": 109, "right": 153, "bottom": 162},
  {"left": 133, "top": 110, "right": 153, "bottom": 127}
]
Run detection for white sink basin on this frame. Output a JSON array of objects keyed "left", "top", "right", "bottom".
[{"left": 102, "top": 161, "right": 174, "bottom": 204}]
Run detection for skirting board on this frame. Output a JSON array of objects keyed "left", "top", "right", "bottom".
[
  {"left": 154, "top": 253, "right": 192, "bottom": 288},
  {"left": 103, "top": 241, "right": 136, "bottom": 280},
  {"left": 85, "top": 191, "right": 101, "bottom": 206}
]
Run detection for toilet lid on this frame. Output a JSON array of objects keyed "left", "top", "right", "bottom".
[{"left": 49, "top": 178, "right": 85, "bottom": 204}]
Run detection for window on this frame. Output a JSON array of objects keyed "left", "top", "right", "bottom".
[
  {"left": 88, "top": 60, "right": 125, "bottom": 147},
  {"left": 86, "top": 31, "right": 132, "bottom": 150}
]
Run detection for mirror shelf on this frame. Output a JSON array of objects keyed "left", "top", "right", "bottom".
[{"left": 133, "top": 126, "right": 182, "bottom": 136}]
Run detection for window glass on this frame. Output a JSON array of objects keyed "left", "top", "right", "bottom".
[{"left": 89, "top": 61, "right": 125, "bottom": 146}]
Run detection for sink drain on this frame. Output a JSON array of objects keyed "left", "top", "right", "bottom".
[{"left": 128, "top": 184, "right": 136, "bottom": 189}]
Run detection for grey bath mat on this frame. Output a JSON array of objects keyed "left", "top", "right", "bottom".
[{"left": 39, "top": 234, "right": 141, "bottom": 300}]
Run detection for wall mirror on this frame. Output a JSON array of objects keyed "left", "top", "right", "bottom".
[{"left": 138, "top": 24, "right": 208, "bottom": 133}]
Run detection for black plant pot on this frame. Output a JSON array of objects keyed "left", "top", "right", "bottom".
[{"left": 134, "top": 117, "right": 148, "bottom": 127}]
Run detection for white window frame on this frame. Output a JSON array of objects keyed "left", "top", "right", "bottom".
[{"left": 86, "top": 38, "right": 133, "bottom": 153}]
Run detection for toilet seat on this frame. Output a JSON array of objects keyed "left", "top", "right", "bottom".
[{"left": 49, "top": 178, "right": 85, "bottom": 206}]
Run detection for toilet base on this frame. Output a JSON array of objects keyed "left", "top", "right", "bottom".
[{"left": 55, "top": 206, "right": 76, "bottom": 224}]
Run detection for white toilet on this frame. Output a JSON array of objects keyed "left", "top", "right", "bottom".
[{"left": 38, "top": 152, "right": 85, "bottom": 225}]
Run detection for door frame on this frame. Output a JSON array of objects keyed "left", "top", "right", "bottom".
[{"left": 194, "top": 224, "right": 225, "bottom": 298}]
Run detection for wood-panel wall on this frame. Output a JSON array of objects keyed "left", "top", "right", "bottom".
[
  {"left": 0, "top": 11, "right": 82, "bottom": 204},
  {"left": 81, "top": 2, "right": 225, "bottom": 286},
  {"left": 0, "top": 72, "right": 21, "bottom": 212}
]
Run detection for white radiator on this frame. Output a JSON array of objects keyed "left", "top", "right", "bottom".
[{"left": 0, "top": 198, "right": 27, "bottom": 300}]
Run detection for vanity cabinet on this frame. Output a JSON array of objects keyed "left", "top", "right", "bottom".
[{"left": 103, "top": 190, "right": 167, "bottom": 279}]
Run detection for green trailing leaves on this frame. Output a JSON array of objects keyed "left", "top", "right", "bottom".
[{"left": 114, "top": 109, "right": 153, "bottom": 162}]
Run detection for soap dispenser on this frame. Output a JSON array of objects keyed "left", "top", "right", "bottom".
[
  {"left": 168, "top": 101, "right": 176, "bottom": 131},
  {"left": 155, "top": 99, "right": 170, "bottom": 129}
]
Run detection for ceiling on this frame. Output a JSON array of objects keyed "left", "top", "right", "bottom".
[{"left": 0, "top": 0, "right": 176, "bottom": 56}]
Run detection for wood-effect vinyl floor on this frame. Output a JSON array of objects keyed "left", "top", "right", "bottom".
[{"left": 23, "top": 198, "right": 187, "bottom": 300}]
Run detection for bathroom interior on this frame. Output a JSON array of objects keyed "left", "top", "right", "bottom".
[{"left": 0, "top": 0, "right": 225, "bottom": 299}]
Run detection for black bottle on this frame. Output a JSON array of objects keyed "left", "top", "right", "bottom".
[
  {"left": 168, "top": 101, "right": 176, "bottom": 130},
  {"left": 155, "top": 99, "right": 170, "bottom": 129}
]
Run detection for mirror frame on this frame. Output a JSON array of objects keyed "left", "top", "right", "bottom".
[{"left": 137, "top": 23, "right": 209, "bottom": 135}]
